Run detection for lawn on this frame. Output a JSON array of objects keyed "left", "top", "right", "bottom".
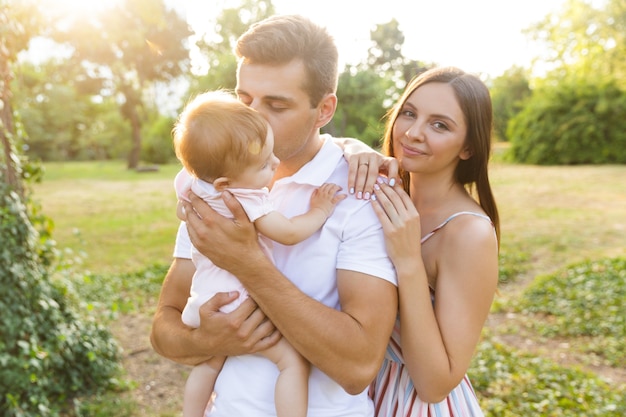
[{"left": 31, "top": 160, "right": 626, "bottom": 416}]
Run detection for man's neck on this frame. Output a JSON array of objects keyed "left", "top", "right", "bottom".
[{"left": 272, "top": 134, "right": 326, "bottom": 185}]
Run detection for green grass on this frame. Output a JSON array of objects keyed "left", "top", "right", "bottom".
[
  {"left": 32, "top": 161, "right": 626, "bottom": 279},
  {"left": 32, "top": 161, "right": 183, "bottom": 274},
  {"left": 30, "top": 160, "right": 626, "bottom": 416}
]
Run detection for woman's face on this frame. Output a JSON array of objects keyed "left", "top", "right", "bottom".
[{"left": 392, "top": 82, "right": 471, "bottom": 176}]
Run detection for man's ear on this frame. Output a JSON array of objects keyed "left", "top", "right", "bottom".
[
  {"left": 213, "top": 177, "right": 230, "bottom": 191},
  {"left": 315, "top": 93, "right": 337, "bottom": 129}
]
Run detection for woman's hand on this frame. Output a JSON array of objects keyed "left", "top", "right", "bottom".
[
  {"left": 370, "top": 180, "right": 421, "bottom": 266},
  {"left": 334, "top": 137, "right": 399, "bottom": 199}
]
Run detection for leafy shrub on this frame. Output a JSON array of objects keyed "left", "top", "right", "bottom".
[
  {"left": 71, "top": 263, "right": 170, "bottom": 316},
  {"left": 497, "top": 248, "right": 530, "bottom": 284},
  {"left": 141, "top": 113, "right": 176, "bottom": 165},
  {"left": 515, "top": 257, "right": 626, "bottom": 367},
  {"left": 508, "top": 78, "right": 626, "bottom": 164},
  {"left": 0, "top": 176, "right": 122, "bottom": 416},
  {"left": 471, "top": 338, "right": 626, "bottom": 416}
]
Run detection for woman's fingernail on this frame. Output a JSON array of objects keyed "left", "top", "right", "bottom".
[
  {"left": 364, "top": 192, "right": 371, "bottom": 200},
  {"left": 374, "top": 183, "right": 380, "bottom": 191},
  {"left": 371, "top": 194, "right": 377, "bottom": 201},
  {"left": 357, "top": 191, "right": 362, "bottom": 199},
  {"left": 350, "top": 187, "right": 355, "bottom": 194},
  {"left": 389, "top": 178, "right": 396, "bottom": 187},
  {"left": 376, "top": 177, "right": 384, "bottom": 184}
]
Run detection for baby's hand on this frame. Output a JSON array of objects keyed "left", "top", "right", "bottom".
[{"left": 310, "top": 183, "right": 347, "bottom": 217}]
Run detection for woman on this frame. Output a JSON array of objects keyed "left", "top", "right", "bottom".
[{"left": 348, "top": 66, "right": 500, "bottom": 416}]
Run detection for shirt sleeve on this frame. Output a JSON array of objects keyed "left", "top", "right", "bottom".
[
  {"left": 172, "top": 221, "right": 192, "bottom": 259},
  {"left": 337, "top": 202, "right": 398, "bottom": 286}
]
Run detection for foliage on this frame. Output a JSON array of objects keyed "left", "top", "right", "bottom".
[
  {"left": 471, "top": 338, "right": 626, "bottom": 416},
  {"left": 512, "top": 257, "right": 626, "bottom": 367},
  {"left": 365, "top": 19, "right": 432, "bottom": 101},
  {"left": 327, "top": 66, "right": 393, "bottom": 147},
  {"left": 0, "top": 176, "right": 123, "bottom": 416},
  {"left": 489, "top": 66, "right": 531, "bottom": 142},
  {"left": 70, "top": 264, "right": 170, "bottom": 316},
  {"left": 14, "top": 60, "right": 131, "bottom": 161},
  {"left": 141, "top": 111, "right": 176, "bottom": 165},
  {"left": 189, "top": 0, "right": 275, "bottom": 95},
  {"left": 527, "top": 0, "right": 626, "bottom": 89},
  {"left": 1, "top": 6, "right": 124, "bottom": 411},
  {"left": 507, "top": 77, "right": 626, "bottom": 164},
  {"left": 50, "top": 0, "right": 192, "bottom": 169},
  {"left": 496, "top": 248, "right": 530, "bottom": 284}
]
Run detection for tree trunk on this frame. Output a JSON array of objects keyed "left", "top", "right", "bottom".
[
  {"left": 120, "top": 84, "right": 143, "bottom": 170},
  {"left": 0, "top": 44, "right": 22, "bottom": 197},
  {"left": 126, "top": 105, "right": 142, "bottom": 170}
]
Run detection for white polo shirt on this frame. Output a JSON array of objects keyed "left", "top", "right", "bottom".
[{"left": 173, "top": 135, "right": 397, "bottom": 417}]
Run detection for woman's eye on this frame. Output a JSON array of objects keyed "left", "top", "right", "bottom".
[{"left": 433, "top": 121, "right": 448, "bottom": 130}]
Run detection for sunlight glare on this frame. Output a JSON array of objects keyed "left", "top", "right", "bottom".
[{"left": 38, "top": 0, "right": 121, "bottom": 19}]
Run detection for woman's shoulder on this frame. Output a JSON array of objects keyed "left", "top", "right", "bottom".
[{"left": 439, "top": 211, "right": 497, "bottom": 254}]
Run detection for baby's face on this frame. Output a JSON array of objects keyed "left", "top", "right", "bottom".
[{"left": 229, "top": 127, "right": 280, "bottom": 190}]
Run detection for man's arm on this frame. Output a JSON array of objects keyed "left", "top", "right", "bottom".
[
  {"left": 184, "top": 191, "right": 398, "bottom": 393},
  {"left": 150, "top": 257, "right": 281, "bottom": 366}
]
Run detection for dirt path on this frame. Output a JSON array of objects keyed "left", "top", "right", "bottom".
[
  {"left": 110, "top": 313, "right": 186, "bottom": 415},
  {"left": 113, "top": 309, "right": 626, "bottom": 415}
]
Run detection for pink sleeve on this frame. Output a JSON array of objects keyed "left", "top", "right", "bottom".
[{"left": 174, "top": 168, "right": 192, "bottom": 201}]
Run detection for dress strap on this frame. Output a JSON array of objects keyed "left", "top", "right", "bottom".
[{"left": 421, "top": 211, "right": 493, "bottom": 244}]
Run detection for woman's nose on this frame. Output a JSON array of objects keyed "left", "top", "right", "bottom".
[{"left": 405, "top": 122, "right": 425, "bottom": 141}]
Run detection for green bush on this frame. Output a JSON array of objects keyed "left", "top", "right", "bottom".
[
  {"left": 471, "top": 338, "right": 626, "bottom": 416},
  {"left": 141, "top": 113, "right": 176, "bottom": 165},
  {"left": 508, "top": 78, "right": 626, "bottom": 164},
  {"left": 0, "top": 177, "right": 122, "bottom": 416},
  {"left": 514, "top": 257, "right": 626, "bottom": 367}
]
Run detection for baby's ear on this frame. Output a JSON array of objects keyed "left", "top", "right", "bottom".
[{"left": 213, "top": 177, "right": 230, "bottom": 191}]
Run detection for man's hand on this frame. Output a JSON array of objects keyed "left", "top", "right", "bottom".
[
  {"left": 197, "top": 293, "right": 281, "bottom": 357},
  {"left": 183, "top": 190, "right": 263, "bottom": 272}
]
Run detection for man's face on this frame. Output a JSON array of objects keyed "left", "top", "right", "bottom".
[{"left": 235, "top": 60, "right": 320, "bottom": 165}]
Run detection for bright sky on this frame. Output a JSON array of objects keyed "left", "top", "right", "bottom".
[{"left": 186, "top": 0, "right": 572, "bottom": 78}]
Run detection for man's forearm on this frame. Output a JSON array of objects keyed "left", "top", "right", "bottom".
[
  {"left": 232, "top": 257, "right": 398, "bottom": 394},
  {"left": 150, "top": 306, "right": 214, "bottom": 366}
]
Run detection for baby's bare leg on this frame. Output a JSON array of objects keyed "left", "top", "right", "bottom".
[
  {"left": 261, "top": 339, "right": 310, "bottom": 417},
  {"left": 183, "top": 356, "right": 226, "bottom": 417}
]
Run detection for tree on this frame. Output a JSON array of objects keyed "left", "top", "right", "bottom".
[
  {"left": 527, "top": 0, "right": 626, "bottom": 87},
  {"left": 508, "top": 77, "right": 626, "bottom": 164},
  {"left": 327, "top": 65, "right": 392, "bottom": 147},
  {"left": 489, "top": 66, "right": 531, "bottom": 142},
  {"left": 52, "top": 0, "right": 192, "bottom": 169},
  {"left": 189, "top": 0, "right": 275, "bottom": 96},
  {"left": 1, "top": 3, "right": 123, "bottom": 415},
  {"left": 0, "top": 0, "right": 42, "bottom": 195},
  {"left": 366, "top": 19, "right": 432, "bottom": 100},
  {"left": 13, "top": 60, "right": 129, "bottom": 161},
  {"left": 327, "top": 19, "right": 432, "bottom": 146}
]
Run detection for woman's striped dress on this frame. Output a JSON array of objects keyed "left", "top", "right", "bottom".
[{"left": 371, "top": 212, "right": 492, "bottom": 417}]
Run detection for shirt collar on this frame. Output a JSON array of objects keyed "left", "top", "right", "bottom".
[{"left": 275, "top": 134, "right": 343, "bottom": 187}]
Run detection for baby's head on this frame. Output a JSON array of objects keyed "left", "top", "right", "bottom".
[{"left": 173, "top": 90, "right": 271, "bottom": 185}]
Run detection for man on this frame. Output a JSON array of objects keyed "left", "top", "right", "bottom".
[{"left": 151, "top": 14, "right": 398, "bottom": 416}]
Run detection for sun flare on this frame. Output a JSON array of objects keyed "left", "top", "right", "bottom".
[{"left": 37, "top": 0, "right": 121, "bottom": 18}]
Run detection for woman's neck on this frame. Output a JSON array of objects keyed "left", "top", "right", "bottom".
[{"left": 409, "top": 173, "right": 467, "bottom": 216}]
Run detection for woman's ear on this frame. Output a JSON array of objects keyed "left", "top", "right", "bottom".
[
  {"left": 459, "top": 146, "right": 473, "bottom": 160},
  {"left": 213, "top": 177, "right": 230, "bottom": 191}
]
